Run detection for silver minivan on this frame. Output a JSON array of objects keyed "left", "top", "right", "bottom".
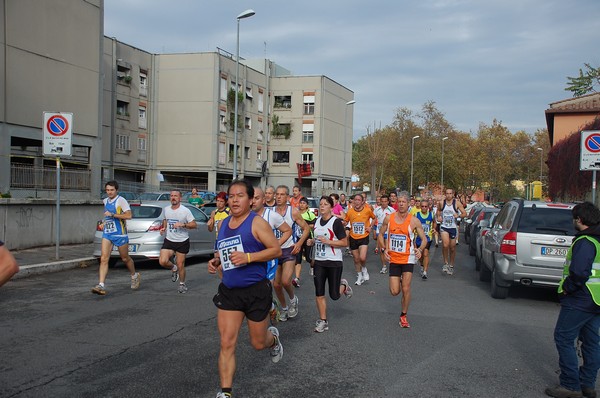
[{"left": 479, "top": 199, "right": 576, "bottom": 299}]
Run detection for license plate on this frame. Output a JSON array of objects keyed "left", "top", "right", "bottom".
[
  {"left": 113, "top": 244, "right": 138, "bottom": 253},
  {"left": 541, "top": 246, "right": 567, "bottom": 257}
]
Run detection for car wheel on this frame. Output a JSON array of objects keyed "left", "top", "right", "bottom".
[
  {"left": 491, "top": 267, "right": 509, "bottom": 299},
  {"left": 479, "top": 259, "right": 491, "bottom": 282}
]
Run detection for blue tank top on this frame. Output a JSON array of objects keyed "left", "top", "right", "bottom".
[
  {"left": 415, "top": 211, "right": 434, "bottom": 244},
  {"left": 102, "top": 195, "right": 128, "bottom": 238},
  {"left": 217, "top": 211, "right": 267, "bottom": 288}
]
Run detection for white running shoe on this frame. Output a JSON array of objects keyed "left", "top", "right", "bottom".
[
  {"left": 279, "top": 308, "right": 289, "bottom": 322},
  {"left": 362, "top": 268, "right": 370, "bottom": 282},
  {"left": 288, "top": 296, "right": 299, "bottom": 318},
  {"left": 314, "top": 319, "right": 329, "bottom": 333},
  {"left": 380, "top": 267, "right": 388, "bottom": 274},
  {"left": 447, "top": 266, "right": 454, "bottom": 275},
  {"left": 442, "top": 264, "right": 449, "bottom": 274},
  {"left": 268, "top": 326, "right": 283, "bottom": 363},
  {"left": 341, "top": 279, "right": 353, "bottom": 298},
  {"left": 355, "top": 273, "right": 365, "bottom": 285}
]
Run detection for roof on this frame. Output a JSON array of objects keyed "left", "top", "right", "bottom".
[{"left": 545, "top": 92, "right": 600, "bottom": 144}]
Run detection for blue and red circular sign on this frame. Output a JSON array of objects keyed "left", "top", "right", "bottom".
[
  {"left": 584, "top": 133, "right": 600, "bottom": 153},
  {"left": 46, "top": 115, "right": 69, "bottom": 137}
]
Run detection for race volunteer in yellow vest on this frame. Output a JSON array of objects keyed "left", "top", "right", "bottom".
[{"left": 546, "top": 202, "right": 600, "bottom": 398}]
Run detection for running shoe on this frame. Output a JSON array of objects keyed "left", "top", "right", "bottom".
[
  {"left": 171, "top": 266, "right": 179, "bottom": 282},
  {"left": 309, "top": 266, "right": 314, "bottom": 276},
  {"left": 91, "top": 284, "right": 106, "bottom": 295},
  {"left": 268, "top": 326, "right": 283, "bottom": 363},
  {"left": 279, "top": 308, "right": 289, "bottom": 322},
  {"left": 422, "top": 272, "right": 428, "bottom": 280},
  {"left": 178, "top": 282, "right": 188, "bottom": 294},
  {"left": 442, "top": 264, "right": 449, "bottom": 274},
  {"left": 314, "top": 319, "right": 329, "bottom": 333},
  {"left": 399, "top": 315, "right": 410, "bottom": 328},
  {"left": 215, "top": 392, "right": 232, "bottom": 398},
  {"left": 355, "top": 273, "right": 365, "bottom": 286},
  {"left": 292, "top": 277, "right": 300, "bottom": 288},
  {"left": 435, "top": 241, "right": 439, "bottom": 247},
  {"left": 269, "top": 301, "right": 280, "bottom": 325},
  {"left": 341, "top": 279, "right": 353, "bottom": 298},
  {"left": 362, "top": 268, "right": 370, "bottom": 282},
  {"left": 419, "top": 266, "right": 424, "bottom": 277},
  {"left": 447, "top": 266, "right": 454, "bottom": 276},
  {"left": 380, "top": 266, "right": 388, "bottom": 274},
  {"left": 131, "top": 273, "right": 141, "bottom": 290},
  {"left": 288, "top": 296, "right": 299, "bottom": 318}
]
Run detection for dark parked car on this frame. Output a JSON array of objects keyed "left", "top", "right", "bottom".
[
  {"left": 479, "top": 199, "right": 576, "bottom": 299},
  {"left": 468, "top": 207, "right": 500, "bottom": 256},
  {"left": 463, "top": 203, "right": 487, "bottom": 244}
]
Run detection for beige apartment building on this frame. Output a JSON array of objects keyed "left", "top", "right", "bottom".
[{"left": 0, "top": 0, "right": 354, "bottom": 199}]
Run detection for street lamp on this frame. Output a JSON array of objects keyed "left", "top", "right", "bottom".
[
  {"left": 233, "top": 9, "right": 255, "bottom": 181},
  {"left": 343, "top": 100, "right": 356, "bottom": 194},
  {"left": 537, "top": 147, "right": 543, "bottom": 182},
  {"left": 410, "top": 135, "right": 420, "bottom": 196},
  {"left": 441, "top": 136, "right": 449, "bottom": 190}
]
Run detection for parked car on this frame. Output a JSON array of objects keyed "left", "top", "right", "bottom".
[
  {"left": 93, "top": 202, "right": 215, "bottom": 265},
  {"left": 462, "top": 203, "right": 487, "bottom": 244},
  {"left": 307, "top": 197, "right": 319, "bottom": 217},
  {"left": 479, "top": 199, "right": 576, "bottom": 299},
  {"left": 101, "top": 191, "right": 139, "bottom": 202},
  {"left": 468, "top": 207, "right": 500, "bottom": 256},
  {"left": 138, "top": 192, "right": 172, "bottom": 201},
  {"left": 475, "top": 212, "right": 498, "bottom": 271},
  {"left": 182, "top": 191, "right": 217, "bottom": 204}
]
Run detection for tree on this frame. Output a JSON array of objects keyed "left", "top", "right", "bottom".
[{"left": 565, "top": 63, "right": 600, "bottom": 97}]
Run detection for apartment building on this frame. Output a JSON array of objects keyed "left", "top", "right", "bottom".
[{"left": 0, "top": 1, "right": 354, "bottom": 199}]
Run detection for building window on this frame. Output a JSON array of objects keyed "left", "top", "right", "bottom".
[
  {"left": 303, "top": 94, "right": 315, "bottom": 115},
  {"left": 258, "top": 88, "right": 264, "bottom": 113},
  {"left": 116, "top": 134, "right": 130, "bottom": 150},
  {"left": 220, "top": 76, "right": 228, "bottom": 101},
  {"left": 257, "top": 130, "right": 263, "bottom": 142},
  {"left": 139, "top": 71, "right": 148, "bottom": 97},
  {"left": 246, "top": 86, "right": 253, "bottom": 100},
  {"left": 219, "top": 110, "right": 227, "bottom": 133},
  {"left": 218, "top": 142, "right": 226, "bottom": 165},
  {"left": 273, "top": 151, "right": 290, "bottom": 164},
  {"left": 138, "top": 106, "right": 147, "bottom": 129},
  {"left": 302, "top": 152, "right": 314, "bottom": 164},
  {"left": 245, "top": 146, "right": 250, "bottom": 159},
  {"left": 302, "top": 123, "right": 314, "bottom": 143},
  {"left": 138, "top": 137, "right": 147, "bottom": 151},
  {"left": 274, "top": 95, "right": 291, "bottom": 109},
  {"left": 257, "top": 150, "right": 262, "bottom": 161},
  {"left": 229, "top": 144, "right": 240, "bottom": 161},
  {"left": 245, "top": 117, "right": 251, "bottom": 130},
  {"left": 117, "top": 100, "right": 129, "bottom": 117},
  {"left": 117, "top": 64, "right": 131, "bottom": 84}
]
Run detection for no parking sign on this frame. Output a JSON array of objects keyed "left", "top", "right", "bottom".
[{"left": 43, "top": 112, "right": 73, "bottom": 156}]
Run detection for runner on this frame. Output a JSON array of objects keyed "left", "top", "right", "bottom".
[
  {"left": 92, "top": 180, "right": 140, "bottom": 295},
  {"left": 289, "top": 185, "right": 302, "bottom": 209},
  {"left": 208, "top": 192, "right": 230, "bottom": 238},
  {"left": 187, "top": 187, "right": 204, "bottom": 208},
  {"left": 344, "top": 193, "right": 376, "bottom": 285},
  {"left": 414, "top": 199, "right": 435, "bottom": 280},
  {"left": 409, "top": 197, "right": 421, "bottom": 216},
  {"left": 431, "top": 198, "right": 440, "bottom": 247},
  {"left": 208, "top": 179, "right": 283, "bottom": 398},
  {"left": 293, "top": 197, "right": 316, "bottom": 288},
  {"left": 372, "top": 196, "right": 382, "bottom": 253},
  {"left": 330, "top": 193, "right": 346, "bottom": 219},
  {"left": 339, "top": 193, "right": 349, "bottom": 211},
  {"left": 374, "top": 194, "right": 395, "bottom": 274},
  {"left": 264, "top": 185, "right": 276, "bottom": 208},
  {"left": 273, "top": 185, "right": 310, "bottom": 321},
  {"left": 389, "top": 191, "right": 399, "bottom": 211},
  {"left": 312, "top": 195, "right": 353, "bottom": 333},
  {"left": 378, "top": 191, "right": 427, "bottom": 328},
  {"left": 158, "top": 190, "right": 197, "bottom": 293},
  {"left": 437, "top": 188, "right": 467, "bottom": 275},
  {"left": 251, "top": 187, "right": 292, "bottom": 325}
]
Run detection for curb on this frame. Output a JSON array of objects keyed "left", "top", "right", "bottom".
[{"left": 13, "top": 257, "right": 98, "bottom": 279}]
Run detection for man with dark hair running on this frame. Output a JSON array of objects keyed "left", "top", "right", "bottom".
[{"left": 437, "top": 188, "right": 466, "bottom": 275}]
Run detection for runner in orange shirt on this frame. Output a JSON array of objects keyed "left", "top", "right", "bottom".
[
  {"left": 378, "top": 191, "right": 426, "bottom": 328},
  {"left": 288, "top": 185, "right": 302, "bottom": 209},
  {"left": 344, "top": 194, "right": 376, "bottom": 286}
]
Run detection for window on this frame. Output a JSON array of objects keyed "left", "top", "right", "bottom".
[
  {"left": 258, "top": 88, "right": 264, "bottom": 113},
  {"left": 138, "top": 106, "right": 147, "bottom": 129},
  {"left": 219, "top": 110, "right": 227, "bottom": 133},
  {"left": 245, "top": 146, "right": 250, "bottom": 159},
  {"left": 117, "top": 64, "right": 131, "bottom": 84},
  {"left": 116, "top": 134, "right": 130, "bottom": 150},
  {"left": 229, "top": 144, "right": 240, "bottom": 161},
  {"left": 302, "top": 152, "right": 314, "bottom": 164},
  {"left": 273, "top": 151, "right": 290, "bottom": 164},
  {"left": 303, "top": 94, "right": 315, "bottom": 115},
  {"left": 245, "top": 117, "right": 251, "bottom": 130},
  {"left": 220, "top": 76, "right": 228, "bottom": 101},
  {"left": 257, "top": 150, "right": 262, "bottom": 161},
  {"left": 117, "top": 100, "right": 129, "bottom": 117},
  {"left": 302, "top": 123, "right": 314, "bottom": 143},
  {"left": 218, "top": 142, "right": 226, "bottom": 165},
  {"left": 246, "top": 86, "right": 253, "bottom": 100},
  {"left": 139, "top": 71, "right": 148, "bottom": 97},
  {"left": 138, "top": 137, "right": 147, "bottom": 151},
  {"left": 274, "top": 95, "right": 292, "bottom": 109},
  {"left": 257, "top": 130, "right": 264, "bottom": 142}
]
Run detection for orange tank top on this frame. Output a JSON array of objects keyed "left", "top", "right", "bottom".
[{"left": 387, "top": 213, "right": 416, "bottom": 265}]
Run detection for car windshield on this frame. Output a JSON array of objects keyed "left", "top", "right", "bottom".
[
  {"left": 139, "top": 193, "right": 161, "bottom": 200},
  {"left": 308, "top": 199, "right": 318, "bottom": 208},
  {"left": 517, "top": 207, "right": 576, "bottom": 236},
  {"left": 130, "top": 206, "right": 163, "bottom": 219}
]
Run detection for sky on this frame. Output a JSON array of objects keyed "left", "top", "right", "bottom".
[{"left": 104, "top": 0, "right": 599, "bottom": 141}]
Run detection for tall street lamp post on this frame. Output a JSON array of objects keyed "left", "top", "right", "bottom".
[
  {"left": 441, "top": 136, "right": 449, "bottom": 190},
  {"left": 537, "top": 147, "right": 543, "bottom": 182},
  {"left": 233, "top": 9, "right": 255, "bottom": 181},
  {"left": 410, "top": 135, "right": 420, "bottom": 196},
  {"left": 343, "top": 100, "right": 356, "bottom": 194}
]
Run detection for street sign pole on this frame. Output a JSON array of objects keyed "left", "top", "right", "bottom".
[
  {"left": 593, "top": 170, "right": 597, "bottom": 205},
  {"left": 56, "top": 158, "right": 60, "bottom": 260}
]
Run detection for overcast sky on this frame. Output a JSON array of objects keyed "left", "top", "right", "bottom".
[{"left": 104, "top": 0, "right": 599, "bottom": 140}]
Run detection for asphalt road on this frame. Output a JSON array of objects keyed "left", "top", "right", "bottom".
[{"left": 1, "top": 239, "right": 566, "bottom": 398}]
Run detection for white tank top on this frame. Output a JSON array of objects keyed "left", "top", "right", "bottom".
[
  {"left": 441, "top": 200, "right": 457, "bottom": 229},
  {"left": 276, "top": 205, "right": 295, "bottom": 249},
  {"left": 313, "top": 216, "right": 343, "bottom": 262}
]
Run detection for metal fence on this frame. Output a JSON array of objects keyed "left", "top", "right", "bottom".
[{"left": 10, "top": 163, "right": 90, "bottom": 191}]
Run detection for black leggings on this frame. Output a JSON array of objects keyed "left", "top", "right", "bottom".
[{"left": 313, "top": 261, "right": 343, "bottom": 299}]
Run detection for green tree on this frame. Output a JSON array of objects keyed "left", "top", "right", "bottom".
[{"left": 565, "top": 63, "right": 600, "bottom": 97}]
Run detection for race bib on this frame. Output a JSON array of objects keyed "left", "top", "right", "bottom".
[
  {"left": 274, "top": 228, "right": 283, "bottom": 239},
  {"left": 389, "top": 233, "right": 408, "bottom": 253},
  {"left": 443, "top": 215, "right": 454, "bottom": 227},
  {"left": 423, "top": 224, "right": 430, "bottom": 235},
  {"left": 353, "top": 222, "right": 365, "bottom": 235},
  {"left": 315, "top": 238, "right": 326, "bottom": 258},
  {"left": 103, "top": 218, "right": 117, "bottom": 234},
  {"left": 217, "top": 235, "right": 245, "bottom": 272},
  {"left": 167, "top": 218, "right": 179, "bottom": 232}
]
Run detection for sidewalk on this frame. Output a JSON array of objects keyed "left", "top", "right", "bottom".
[{"left": 10, "top": 243, "right": 97, "bottom": 279}]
